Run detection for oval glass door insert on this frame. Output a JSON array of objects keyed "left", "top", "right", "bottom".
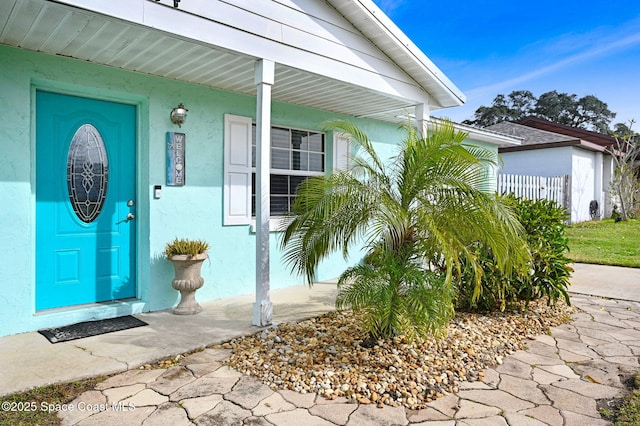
[{"left": 66, "top": 124, "right": 109, "bottom": 223}]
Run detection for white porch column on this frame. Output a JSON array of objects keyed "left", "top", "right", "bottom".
[
  {"left": 253, "top": 59, "right": 275, "bottom": 326},
  {"left": 415, "top": 103, "right": 429, "bottom": 136}
]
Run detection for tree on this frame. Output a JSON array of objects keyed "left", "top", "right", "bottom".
[
  {"left": 464, "top": 90, "right": 616, "bottom": 133},
  {"left": 464, "top": 90, "right": 536, "bottom": 127},
  {"left": 280, "top": 120, "right": 529, "bottom": 340},
  {"left": 533, "top": 91, "right": 579, "bottom": 126},
  {"left": 575, "top": 95, "right": 617, "bottom": 134},
  {"left": 612, "top": 122, "right": 638, "bottom": 138},
  {"left": 608, "top": 120, "right": 640, "bottom": 221}
]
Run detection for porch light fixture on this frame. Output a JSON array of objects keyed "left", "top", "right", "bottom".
[{"left": 170, "top": 103, "right": 188, "bottom": 127}]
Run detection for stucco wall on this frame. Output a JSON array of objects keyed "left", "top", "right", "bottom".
[
  {"left": 499, "top": 146, "right": 608, "bottom": 223},
  {"left": 499, "top": 146, "right": 573, "bottom": 177},
  {"left": 0, "top": 45, "right": 411, "bottom": 336},
  {"left": 467, "top": 140, "right": 500, "bottom": 193}
]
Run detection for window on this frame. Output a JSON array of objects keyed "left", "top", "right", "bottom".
[
  {"left": 251, "top": 125, "right": 325, "bottom": 216},
  {"left": 67, "top": 124, "right": 108, "bottom": 223},
  {"left": 223, "top": 114, "right": 348, "bottom": 226}
]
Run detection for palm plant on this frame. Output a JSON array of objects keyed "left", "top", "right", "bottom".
[{"left": 281, "top": 119, "right": 529, "bottom": 340}]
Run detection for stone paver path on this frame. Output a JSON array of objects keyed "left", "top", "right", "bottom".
[{"left": 59, "top": 295, "right": 640, "bottom": 425}]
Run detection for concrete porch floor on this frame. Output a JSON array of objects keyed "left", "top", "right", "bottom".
[{"left": 0, "top": 281, "right": 338, "bottom": 397}]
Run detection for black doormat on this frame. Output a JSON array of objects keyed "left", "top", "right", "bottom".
[{"left": 38, "top": 316, "right": 148, "bottom": 343}]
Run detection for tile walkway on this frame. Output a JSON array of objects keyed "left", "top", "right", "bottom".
[{"left": 58, "top": 294, "right": 640, "bottom": 425}]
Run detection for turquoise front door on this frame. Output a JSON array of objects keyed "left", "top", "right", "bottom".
[{"left": 36, "top": 91, "right": 137, "bottom": 310}]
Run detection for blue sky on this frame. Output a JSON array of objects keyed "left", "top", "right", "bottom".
[{"left": 372, "top": 0, "right": 640, "bottom": 129}]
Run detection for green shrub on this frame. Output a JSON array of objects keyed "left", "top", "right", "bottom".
[
  {"left": 281, "top": 119, "right": 528, "bottom": 340},
  {"left": 455, "top": 244, "right": 518, "bottom": 311},
  {"left": 338, "top": 246, "right": 454, "bottom": 341},
  {"left": 509, "top": 196, "right": 572, "bottom": 304},
  {"left": 456, "top": 195, "right": 572, "bottom": 311}
]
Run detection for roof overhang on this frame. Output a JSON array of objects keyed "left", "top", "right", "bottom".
[
  {"left": 0, "top": 0, "right": 464, "bottom": 124},
  {"left": 430, "top": 119, "right": 522, "bottom": 147},
  {"left": 499, "top": 139, "right": 609, "bottom": 153},
  {"left": 519, "top": 117, "right": 617, "bottom": 147},
  {"left": 326, "top": 0, "right": 465, "bottom": 109}
]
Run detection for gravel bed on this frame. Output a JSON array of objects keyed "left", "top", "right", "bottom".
[{"left": 215, "top": 300, "right": 575, "bottom": 410}]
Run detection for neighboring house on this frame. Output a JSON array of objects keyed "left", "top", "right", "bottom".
[
  {"left": 488, "top": 118, "right": 615, "bottom": 223},
  {"left": 0, "top": 0, "right": 519, "bottom": 337}
]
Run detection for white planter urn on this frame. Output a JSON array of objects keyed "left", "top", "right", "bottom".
[{"left": 169, "top": 253, "right": 208, "bottom": 315}]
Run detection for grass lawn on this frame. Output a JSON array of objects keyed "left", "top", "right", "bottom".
[
  {"left": 565, "top": 219, "right": 640, "bottom": 268},
  {"left": 0, "top": 377, "right": 105, "bottom": 426}
]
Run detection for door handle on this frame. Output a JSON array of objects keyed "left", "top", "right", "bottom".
[{"left": 116, "top": 213, "right": 136, "bottom": 225}]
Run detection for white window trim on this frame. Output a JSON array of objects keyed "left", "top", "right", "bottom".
[
  {"left": 224, "top": 115, "right": 350, "bottom": 231},
  {"left": 249, "top": 216, "right": 292, "bottom": 233},
  {"left": 251, "top": 169, "right": 324, "bottom": 232}
]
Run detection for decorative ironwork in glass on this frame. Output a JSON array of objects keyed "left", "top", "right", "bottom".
[{"left": 66, "top": 124, "right": 109, "bottom": 223}]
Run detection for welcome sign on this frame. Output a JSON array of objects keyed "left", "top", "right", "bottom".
[{"left": 167, "top": 132, "right": 185, "bottom": 186}]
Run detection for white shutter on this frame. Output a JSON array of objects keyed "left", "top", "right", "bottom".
[
  {"left": 333, "top": 132, "right": 350, "bottom": 172},
  {"left": 224, "top": 114, "right": 253, "bottom": 225}
]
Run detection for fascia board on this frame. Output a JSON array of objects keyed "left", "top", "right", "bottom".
[
  {"left": 579, "top": 140, "right": 608, "bottom": 152},
  {"left": 50, "top": 0, "right": 144, "bottom": 21},
  {"left": 430, "top": 119, "right": 522, "bottom": 147},
  {"left": 332, "top": 0, "right": 465, "bottom": 107},
  {"left": 498, "top": 139, "right": 610, "bottom": 153}
]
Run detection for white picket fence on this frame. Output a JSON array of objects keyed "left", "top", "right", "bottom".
[{"left": 497, "top": 174, "right": 570, "bottom": 209}]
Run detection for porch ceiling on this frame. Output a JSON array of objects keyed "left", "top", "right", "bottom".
[{"left": 1, "top": 0, "right": 421, "bottom": 123}]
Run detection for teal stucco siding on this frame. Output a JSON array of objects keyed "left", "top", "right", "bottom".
[{"left": 0, "top": 45, "right": 407, "bottom": 336}]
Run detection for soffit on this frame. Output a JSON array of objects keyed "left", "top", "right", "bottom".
[{"left": 0, "top": 0, "right": 423, "bottom": 123}]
